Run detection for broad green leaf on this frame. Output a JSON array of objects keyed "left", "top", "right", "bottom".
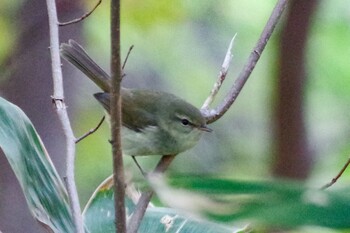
[
  {"left": 0, "top": 97, "right": 74, "bottom": 232},
  {"left": 154, "top": 176, "right": 350, "bottom": 229},
  {"left": 83, "top": 176, "right": 245, "bottom": 233}
]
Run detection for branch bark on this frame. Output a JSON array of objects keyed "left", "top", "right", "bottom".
[
  {"left": 110, "top": 0, "right": 126, "bottom": 233},
  {"left": 45, "top": 0, "right": 83, "bottom": 232},
  {"left": 206, "top": 0, "right": 289, "bottom": 124}
]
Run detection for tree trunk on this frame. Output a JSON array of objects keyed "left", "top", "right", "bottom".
[{"left": 273, "top": 0, "right": 319, "bottom": 179}]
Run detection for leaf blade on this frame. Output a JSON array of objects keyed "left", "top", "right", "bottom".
[
  {"left": 83, "top": 176, "right": 241, "bottom": 233},
  {"left": 155, "top": 176, "right": 350, "bottom": 229},
  {"left": 0, "top": 97, "right": 74, "bottom": 232}
]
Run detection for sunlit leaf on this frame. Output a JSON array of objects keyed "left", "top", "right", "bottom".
[
  {"left": 0, "top": 97, "right": 74, "bottom": 232},
  {"left": 83, "top": 176, "right": 244, "bottom": 233}
]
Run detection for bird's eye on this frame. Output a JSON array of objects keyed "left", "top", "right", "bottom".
[{"left": 181, "top": 118, "right": 190, "bottom": 126}]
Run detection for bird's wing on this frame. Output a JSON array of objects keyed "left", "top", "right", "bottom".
[{"left": 121, "top": 90, "right": 159, "bottom": 132}]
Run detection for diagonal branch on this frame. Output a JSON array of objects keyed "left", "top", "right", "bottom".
[
  {"left": 59, "top": 0, "right": 102, "bottom": 26},
  {"left": 45, "top": 0, "right": 83, "bottom": 232},
  {"left": 128, "top": 1, "right": 290, "bottom": 231},
  {"left": 75, "top": 116, "right": 105, "bottom": 143},
  {"left": 206, "top": 0, "right": 289, "bottom": 124},
  {"left": 321, "top": 157, "right": 350, "bottom": 190},
  {"left": 127, "top": 155, "right": 176, "bottom": 233}
]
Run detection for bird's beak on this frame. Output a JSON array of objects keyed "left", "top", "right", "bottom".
[{"left": 198, "top": 125, "right": 212, "bottom": 132}]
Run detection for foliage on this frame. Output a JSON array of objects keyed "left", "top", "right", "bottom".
[
  {"left": 2, "top": 96, "right": 350, "bottom": 232},
  {"left": 155, "top": 176, "right": 350, "bottom": 229},
  {"left": 83, "top": 176, "right": 243, "bottom": 233},
  {"left": 0, "top": 97, "right": 74, "bottom": 232},
  {"left": 0, "top": 97, "right": 243, "bottom": 232}
]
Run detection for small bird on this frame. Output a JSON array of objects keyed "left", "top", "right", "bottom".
[{"left": 60, "top": 40, "right": 211, "bottom": 156}]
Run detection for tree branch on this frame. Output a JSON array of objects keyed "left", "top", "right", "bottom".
[
  {"left": 45, "top": 0, "right": 83, "bottom": 232},
  {"left": 322, "top": 157, "right": 350, "bottom": 190},
  {"left": 58, "top": 0, "right": 102, "bottom": 26},
  {"left": 75, "top": 116, "right": 105, "bottom": 143},
  {"left": 201, "top": 35, "right": 236, "bottom": 115},
  {"left": 110, "top": 0, "right": 126, "bottom": 233},
  {"left": 206, "top": 0, "right": 289, "bottom": 124}
]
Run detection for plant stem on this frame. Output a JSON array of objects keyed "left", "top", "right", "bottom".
[
  {"left": 45, "top": 0, "right": 83, "bottom": 232},
  {"left": 110, "top": 0, "right": 126, "bottom": 233}
]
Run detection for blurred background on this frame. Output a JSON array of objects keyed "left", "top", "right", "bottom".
[{"left": 1, "top": 0, "right": 350, "bottom": 232}]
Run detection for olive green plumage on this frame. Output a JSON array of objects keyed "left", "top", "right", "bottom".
[{"left": 60, "top": 40, "right": 211, "bottom": 156}]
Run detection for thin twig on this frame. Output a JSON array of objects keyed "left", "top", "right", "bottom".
[
  {"left": 201, "top": 35, "right": 236, "bottom": 116},
  {"left": 127, "top": 155, "right": 176, "bottom": 233},
  {"left": 321, "top": 158, "right": 350, "bottom": 190},
  {"left": 110, "top": 0, "right": 126, "bottom": 233},
  {"left": 59, "top": 0, "right": 102, "bottom": 26},
  {"left": 45, "top": 0, "right": 83, "bottom": 232},
  {"left": 206, "top": 0, "right": 289, "bottom": 124},
  {"left": 75, "top": 116, "right": 105, "bottom": 143},
  {"left": 131, "top": 156, "right": 147, "bottom": 177},
  {"left": 122, "top": 45, "right": 134, "bottom": 70}
]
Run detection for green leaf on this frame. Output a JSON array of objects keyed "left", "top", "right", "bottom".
[
  {"left": 0, "top": 97, "right": 74, "bottom": 232},
  {"left": 155, "top": 176, "right": 350, "bottom": 229},
  {"left": 83, "top": 176, "right": 244, "bottom": 233}
]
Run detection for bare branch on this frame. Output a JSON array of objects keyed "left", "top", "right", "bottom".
[
  {"left": 75, "top": 116, "right": 105, "bottom": 143},
  {"left": 110, "top": 0, "right": 126, "bottom": 232},
  {"left": 59, "top": 0, "right": 102, "bottom": 26},
  {"left": 127, "top": 155, "right": 176, "bottom": 233},
  {"left": 206, "top": 0, "right": 289, "bottom": 124},
  {"left": 45, "top": 0, "right": 83, "bottom": 232},
  {"left": 321, "top": 158, "right": 350, "bottom": 190},
  {"left": 201, "top": 35, "right": 236, "bottom": 116}
]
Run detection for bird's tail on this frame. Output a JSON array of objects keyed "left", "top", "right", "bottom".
[{"left": 60, "top": 40, "right": 110, "bottom": 92}]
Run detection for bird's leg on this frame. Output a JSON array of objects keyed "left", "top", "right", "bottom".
[{"left": 132, "top": 156, "right": 147, "bottom": 177}]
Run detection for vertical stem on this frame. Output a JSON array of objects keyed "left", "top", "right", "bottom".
[
  {"left": 110, "top": 0, "right": 126, "bottom": 233},
  {"left": 45, "top": 0, "right": 83, "bottom": 232}
]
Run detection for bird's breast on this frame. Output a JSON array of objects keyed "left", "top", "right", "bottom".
[{"left": 120, "top": 125, "right": 202, "bottom": 156}]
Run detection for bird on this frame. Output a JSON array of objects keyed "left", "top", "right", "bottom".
[{"left": 60, "top": 40, "right": 211, "bottom": 156}]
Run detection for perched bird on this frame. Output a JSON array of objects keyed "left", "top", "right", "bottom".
[{"left": 60, "top": 40, "right": 211, "bottom": 156}]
